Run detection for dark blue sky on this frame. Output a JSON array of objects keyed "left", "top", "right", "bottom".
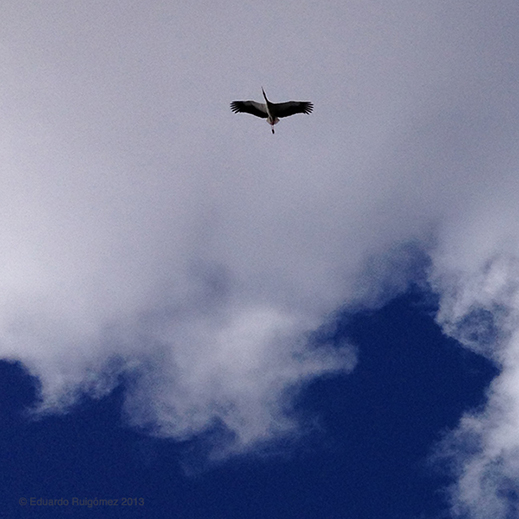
[{"left": 0, "top": 290, "right": 497, "bottom": 519}]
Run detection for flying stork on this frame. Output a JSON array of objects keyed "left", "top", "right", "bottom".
[{"left": 230, "top": 88, "right": 313, "bottom": 134}]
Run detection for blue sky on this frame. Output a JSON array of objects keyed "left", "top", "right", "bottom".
[
  {"left": 2, "top": 1, "right": 519, "bottom": 517},
  {"left": 1, "top": 291, "right": 497, "bottom": 518}
]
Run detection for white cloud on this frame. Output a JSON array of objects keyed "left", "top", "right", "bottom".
[
  {"left": 2, "top": 0, "right": 519, "bottom": 510},
  {"left": 431, "top": 254, "right": 519, "bottom": 518}
]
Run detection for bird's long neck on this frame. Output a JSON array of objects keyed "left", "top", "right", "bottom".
[
  {"left": 262, "top": 87, "right": 271, "bottom": 112},
  {"left": 261, "top": 87, "right": 274, "bottom": 121}
]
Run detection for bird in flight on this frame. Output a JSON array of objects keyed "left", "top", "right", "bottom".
[{"left": 230, "top": 88, "right": 313, "bottom": 134}]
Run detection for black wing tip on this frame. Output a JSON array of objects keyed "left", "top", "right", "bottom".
[{"left": 304, "top": 102, "right": 313, "bottom": 114}]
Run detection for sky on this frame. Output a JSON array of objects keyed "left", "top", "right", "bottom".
[{"left": 1, "top": 1, "right": 519, "bottom": 517}]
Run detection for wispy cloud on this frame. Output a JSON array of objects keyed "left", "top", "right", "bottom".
[{"left": 431, "top": 255, "right": 519, "bottom": 518}]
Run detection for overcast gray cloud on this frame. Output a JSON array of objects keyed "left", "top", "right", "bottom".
[{"left": 2, "top": 1, "right": 519, "bottom": 515}]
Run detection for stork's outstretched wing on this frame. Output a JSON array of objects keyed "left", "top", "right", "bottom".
[
  {"left": 273, "top": 101, "right": 313, "bottom": 118},
  {"left": 230, "top": 101, "right": 268, "bottom": 118}
]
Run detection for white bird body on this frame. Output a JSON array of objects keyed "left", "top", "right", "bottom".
[{"left": 231, "top": 88, "right": 313, "bottom": 133}]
